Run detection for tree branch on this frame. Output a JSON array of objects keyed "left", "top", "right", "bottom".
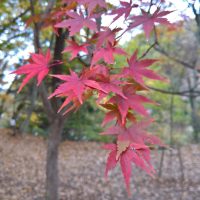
[
  {"left": 149, "top": 86, "right": 200, "bottom": 97},
  {"left": 138, "top": 41, "right": 157, "bottom": 59},
  {"left": 39, "top": 83, "right": 55, "bottom": 119},
  {"left": 154, "top": 44, "right": 200, "bottom": 72},
  {"left": 51, "top": 29, "right": 68, "bottom": 112},
  {"left": 0, "top": 7, "right": 30, "bottom": 35},
  {"left": 29, "top": 0, "right": 55, "bottom": 121},
  {"left": 38, "top": 0, "right": 56, "bottom": 28}
]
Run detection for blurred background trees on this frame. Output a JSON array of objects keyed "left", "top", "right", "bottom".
[{"left": 1, "top": 0, "right": 200, "bottom": 145}]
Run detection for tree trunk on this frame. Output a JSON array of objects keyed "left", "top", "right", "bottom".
[
  {"left": 189, "top": 96, "right": 200, "bottom": 142},
  {"left": 187, "top": 76, "right": 200, "bottom": 142},
  {"left": 20, "top": 82, "right": 38, "bottom": 133},
  {"left": 46, "top": 115, "right": 64, "bottom": 200}
]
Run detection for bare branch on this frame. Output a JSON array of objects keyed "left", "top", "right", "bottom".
[
  {"left": 30, "top": 0, "right": 41, "bottom": 51},
  {"left": 39, "top": 83, "right": 55, "bottom": 120},
  {"left": 154, "top": 44, "right": 200, "bottom": 72},
  {"left": 148, "top": 0, "right": 154, "bottom": 13},
  {"left": 139, "top": 26, "right": 158, "bottom": 60},
  {"left": 138, "top": 41, "right": 157, "bottom": 59},
  {"left": 149, "top": 86, "right": 200, "bottom": 97}
]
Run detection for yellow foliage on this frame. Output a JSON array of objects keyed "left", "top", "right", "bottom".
[{"left": 30, "top": 113, "right": 39, "bottom": 124}]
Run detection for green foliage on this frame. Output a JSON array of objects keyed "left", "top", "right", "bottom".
[
  {"left": 116, "top": 24, "right": 199, "bottom": 145},
  {"left": 62, "top": 102, "right": 111, "bottom": 142},
  {"left": 1, "top": 0, "right": 199, "bottom": 144}
]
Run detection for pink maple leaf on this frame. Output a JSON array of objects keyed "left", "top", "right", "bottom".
[
  {"left": 101, "top": 103, "right": 136, "bottom": 127},
  {"left": 49, "top": 70, "right": 107, "bottom": 113},
  {"left": 129, "top": 8, "right": 172, "bottom": 39},
  {"left": 101, "top": 119, "right": 165, "bottom": 147},
  {"left": 63, "top": 40, "right": 89, "bottom": 60},
  {"left": 103, "top": 142, "right": 155, "bottom": 194},
  {"left": 98, "top": 75, "right": 127, "bottom": 98},
  {"left": 122, "top": 50, "right": 166, "bottom": 86},
  {"left": 55, "top": 11, "right": 97, "bottom": 36},
  {"left": 96, "top": 27, "right": 121, "bottom": 48},
  {"left": 110, "top": 0, "right": 138, "bottom": 22},
  {"left": 62, "top": 0, "right": 106, "bottom": 14},
  {"left": 81, "top": 67, "right": 126, "bottom": 99},
  {"left": 81, "top": 0, "right": 107, "bottom": 14},
  {"left": 107, "top": 85, "right": 155, "bottom": 124},
  {"left": 91, "top": 43, "right": 127, "bottom": 65},
  {"left": 12, "top": 49, "right": 52, "bottom": 93}
]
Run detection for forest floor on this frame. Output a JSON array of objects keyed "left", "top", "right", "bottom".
[{"left": 0, "top": 128, "right": 200, "bottom": 200}]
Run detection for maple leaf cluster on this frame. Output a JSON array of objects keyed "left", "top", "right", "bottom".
[{"left": 13, "top": 0, "right": 172, "bottom": 194}]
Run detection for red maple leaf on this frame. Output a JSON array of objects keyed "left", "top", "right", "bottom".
[
  {"left": 80, "top": 66, "right": 126, "bottom": 99},
  {"left": 63, "top": 40, "right": 89, "bottom": 60},
  {"left": 55, "top": 11, "right": 97, "bottom": 36},
  {"left": 81, "top": 64, "right": 110, "bottom": 80},
  {"left": 110, "top": 0, "right": 138, "bottom": 22},
  {"left": 98, "top": 75, "right": 127, "bottom": 98},
  {"left": 83, "top": 69, "right": 126, "bottom": 97},
  {"left": 103, "top": 142, "right": 155, "bottom": 194},
  {"left": 49, "top": 70, "right": 107, "bottom": 113},
  {"left": 12, "top": 49, "right": 52, "bottom": 93},
  {"left": 106, "top": 85, "right": 155, "bottom": 124},
  {"left": 81, "top": 0, "right": 107, "bottom": 14},
  {"left": 91, "top": 43, "right": 127, "bottom": 65},
  {"left": 122, "top": 50, "right": 166, "bottom": 86},
  {"left": 101, "top": 119, "right": 165, "bottom": 147},
  {"left": 95, "top": 27, "right": 122, "bottom": 48},
  {"left": 62, "top": 0, "right": 106, "bottom": 14},
  {"left": 129, "top": 8, "right": 172, "bottom": 39},
  {"left": 101, "top": 103, "right": 136, "bottom": 126}
]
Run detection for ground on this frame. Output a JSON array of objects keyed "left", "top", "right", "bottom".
[{"left": 0, "top": 128, "right": 200, "bottom": 200}]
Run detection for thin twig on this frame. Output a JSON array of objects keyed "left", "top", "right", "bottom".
[
  {"left": 138, "top": 41, "right": 157, "bottom": 59},
  {"left": 148, "top": 86, "right": 200, "bottom": 97}
]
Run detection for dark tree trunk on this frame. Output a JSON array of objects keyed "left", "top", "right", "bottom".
[
  {"left": 187, "top": 76, "right": 200, "bottom": 142},
  {"left": 46, "top": 115, "right": 64, "bottom": 200},
  {"left": 189, "top": 95, "right": 200, "bottom": 142}
]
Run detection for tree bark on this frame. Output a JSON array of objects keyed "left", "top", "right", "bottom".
[
  {"left": 189, "top": 95, "right": 200, "bottom": 142},
  {"left": 46, "top": 115, "right": 64, "bottom": 200},
  {"left": 187, "top": 76, "right": 200, "bottom": 142}
]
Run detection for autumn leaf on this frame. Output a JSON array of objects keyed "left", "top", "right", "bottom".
[
  {"left": 106, "top": 85, "right": 155, "bottom": 124},
  {"left": 63, "top": 40, "right": 89, "bottom": 60},
  {"left": 128, "top": 8, "right": 172, "bottom": 39},
  {"left": 80, "top": 65, "right": 110, "bottom": 84},
  {"left": 103, "top": 142, "right": 155, "bottom": 194},
  {"left": 110, "top": 0, "right": 138, "bottom": 22},
  {"left": 81, "top": 0, "right": 107, "bottom": 14},
  {"left": 49, "top": 70, "right": 107, "bottom": 113},
  {"left": 116, "top": 140, "right": 130, "bottom": 160},
  {"left": 95, "top": 27, "right": 122, "bottom": 48},
  {"left": 98, "top": 74, "right": 126, "bottom": 99},
  {"left": 55, "top": 11, "right": 97, "bottom": 36},
  {"left": 62, "top": 0, "right": 106, "bottom": 14},
  {"left": 102, "top": 119, "right": 165, "bottom": 147},
  {"left": 122, "top": 50, "right": 166, "bottom": 86},
  {"left": 12, "top": 49, "right": 52, "bottom": 93},
  {"left": 91, "top": 42, "right": 127, "bottom": 65},
  {"left": 101, "top": 103, "right": 136, "bottom": 126},
  {"left": 80, "top": 66, "right": 127, "bottom": 100}
]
